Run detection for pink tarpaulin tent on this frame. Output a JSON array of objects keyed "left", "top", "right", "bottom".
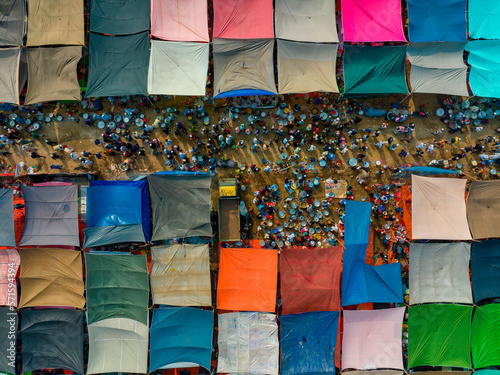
[
  {"left": 0, "top": 249, "right": 20, "bottom": 307},
  {"left": 342, "top": 0, "right": 406, "bottom": 42},
  {"left": 151, "top": 0, "right": 209, "bottom": 42},
  {"left": 213, "top": 0, "right": 274, "bottom": 39}
]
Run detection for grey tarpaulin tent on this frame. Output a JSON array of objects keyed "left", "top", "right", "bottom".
[
  {"left": 90, "top": 0, "right": 150, "bottom": 35},
  {"left": 0, "top": 307, "right": 16, "bottom": 374},
  {"left": 0, "top": 48, "right": 20, "bottom": 104},
  {"left": 0, "top": 189, "right": 15, "bottom": 247},
  {"left": 0, "top": 0, "right": 24, "bottom": 46}
]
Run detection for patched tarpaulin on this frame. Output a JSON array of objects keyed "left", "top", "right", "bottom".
[
  {"left": 149, "top": 307, "right": 213, "bottom": 371},
  {"left": 471, "top": 240, "right": 500, "bottom": 303},
  {"left": 467, "top": 181, "right": 500, "bottom": 239},
  {"left": 87, "top": 318, "right": 148, "bottom": 374},
  {"left": 19, "top": 248, "right": 84, "bottom": 308},
  {"left": 0, "top": 189, "right": 15, "bottom": 247},
  {"left": 26, "top": 0, "right": 84, "bottom": 46},
  {"left": 217, "top": 247, "right": 277, "bottom": 312},
  {"left": 279, "top": 311, "right": 338, "bottom": 375},
  {"left": 218, "top": 312, "right": 279, "bottom": 375},
  {"left": 407, "top": 0, "right": 466, "bottom": 42},
  {"left": 85, "top": 252, "right": 149, "bottom": 325},
  {"left": 86, "top": 32, "right": 150, "bottom": 98},
  {"left": 148, "top": 173, "right": 212, "bottom": 240},
  {"left": 343, "top": 46, "right": 408, "bottom": 95},
  {"left": 151, "top": 244, "right": 210, "bottom": 306},
  {"left": 151, "top": 0, "right": 208, "bottom": 42},
  {"left": 90, "top": 0, "right": 149, "bottom": 35},
  {"left": 408, "top": 304, "right": 472, "bottom": 369},
  {"left": 21, "top": 309, "right": 84, "bottom": 374},
  {"left": 25, "top": 46, "right": 81, "bottom": 104},
  {"left": 472, "top": 303, "right": 500, "bottom": 369},
  {"left": 275, "top": 0, "right": 338, "bottom": 43},
  {"left": 213, "top": 38, "right": 276, "bottom": 98},
  {"left": 409, "top": 242, "right": 472, "bottom": 305},
  {"left": 277, "top": 39, "right": 338, "bottom": 94},
  {"left": 0, "top": 48, "right": 20, "bottom": 104},
  {"left": 0, "top": 0, "right": 24, "bottom": 45},
  {"left": 0, "top": 249, "right": 20, "bottom": 307},
  {"left": 148, "top": 40, "right": 209, "bottom": 96},
  {"left": 280, "top": 247, "right": 342, "bottom": 315},
  {"left": 412, "top": 175, "right": 471, "bottom": 240},
  {"left": 342, "top": 308, "right": 405, "bottom": 370},
  {"left": 466, "top": 41, "right": 500, "bottom": 98},
  {"left": 342, "top": 0, "right": 406, "bottom": 42},
  {"left": 20, "top": 185, "right": 79, "bottom": 247},
  {"left": 0, "top": 307, "right": 16, "bottom": 374},
  {"left": 213, "top": 0, "right": 273, "bottom": 39},
  {"left": 407, "top": 42, "right": 468, "bottom": 96},
  {"left": 469, "top": 0, "right": 500, "bottom": 39}
]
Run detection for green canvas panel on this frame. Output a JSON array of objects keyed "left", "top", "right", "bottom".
[{"left": 472, "top": 304, "right": 500, "bottom": 369}]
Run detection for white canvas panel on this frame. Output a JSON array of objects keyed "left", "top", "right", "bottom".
[{"left": 0, "top": 48, "right": 20, "bottom": 104}]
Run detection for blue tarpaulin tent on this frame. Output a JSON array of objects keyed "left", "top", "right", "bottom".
[
  {"left": 471, "top": 240, "right": 500, "bottom": 303},
  {"left": 400, "top": 166, "right": 460, "bottom": 177},
  {"left": 466, "top": 41, "right": 500, "bottom": 98},
  {"left": 469, "top": 0, "right": 500, "bottom": 40}
]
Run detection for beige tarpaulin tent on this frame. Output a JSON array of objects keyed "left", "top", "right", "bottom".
[
  {"left": 0, "top": 48, "right": 20, "bottom": 104},
  {"left": 466, "top": 180, "right": 500, "bottom": 239},
  {"left": 18, "top": 247, "right": 84, "bottom": 308}
]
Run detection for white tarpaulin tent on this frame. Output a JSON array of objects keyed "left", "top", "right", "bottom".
[
  {"left": 277, "top": 39, "right": 338, "bottom": 94},
  {"left": 407, "top": 42, "right": 468, "bottom": 96},
  {"left": 275, "top": 0, "right": 338, "bottom": 43},
  {"left": 411, "top": 175, "right": 471, "bottom": 240},
  {"left": 0, "top": 48, "right": 20, "bottom": 104},
  {"left": 409, "top": 242, "right": 472, "bottom": 305},
  {"left": 151, "top": 244, "right": 211, "bottom": 306},
  {"left": 218, "top": 312, "right": 279, "bottom": 375},
  {"left": 148, "top": 40, "right": 209, "bottom": 96},
  {"left": 87, "top": 318, "right": 148, "bottom": 374}
]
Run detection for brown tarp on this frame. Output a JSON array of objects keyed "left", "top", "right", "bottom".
[{"left": 466, "top": 180, "right": 500, "bottom": 239}]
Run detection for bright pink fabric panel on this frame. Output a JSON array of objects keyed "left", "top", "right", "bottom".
[
  {"left": 213, "top": 0, "right": 274, "bottom": 39},
  {"left": 151, "top": 0, "right": 209, "bottom": 42},
  {"left": 0, "top": 249, "right": 20, "bottom": 307},
  {"left": 342, "top": 0, "right": 406, "bottom": 42}
]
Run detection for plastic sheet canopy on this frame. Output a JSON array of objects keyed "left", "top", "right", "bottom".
[
  {"left": 20, "top": 185, "right": 80, "bottom": 247},
  {"left": 467, "top": 181, "right": 500, "bottom": 239},
  {"left": 0, "top": 249, "right": 20, "bottom": 307},
  {"left": 85, "top": 252, "right": 149, "bottom": 325},
  {"left": 148, "top": 40, "right": 209, "bottom": 97},
  {"left": 469, "top": 0, "right": 500, "bottom": 39},
  {"left": 218, "top": 312, "right": 279, "bottom": 375},
  {"left": 149, "top": 307, "right": 213, "bottom": 372},
  {"left": 342, "top": 308, "right": 405, "bottom": 370},
  {"left": 409, "top": 242, "right": 472, "bottom": 305},
  {"left": 90, "top": 0, "right": 150, "bottom": 35},
  {"left": 0, "top": 189, "right": 15, "bottom": 247},
  {"left": 0, "top": 48, "right": 21, "bottom": 105},
  {"left": 148, "top": 173, "right": 212, "bottom": 240},
  {"left": 280, "top": 246, "right": 341, "bottom": 315},
  {"left": 407, "top": 42, "right": 468, "bottom": 96},
  {"left": 471, "top": 240, "right": 500, "bottom": 303},
  {"left": 0, "top": 0, "right": 24, "bottom": 45},
  {"left": 279, "top": 311, "right": 338, "bottom": 375},
  {"left": 343, "top": 46, "right": 408, "bottom": 95},
  {"left": 472, "top": 304, "right": 500, "bottom": 369},
  {"left": 277, "top": 40, "right": 339, "bottom": 95},
  {"left": 217, "top": 247, "right": 278, "bottom": 312},
  {"left": 151, "top": 0, "right": 208, "bottom": 42},
  {"left": 275, "top": 0, "right": 338, "bottom": 43},
  {"left": 0, "top": 308, "right": 16, "bottom": 374},
  {"left": 408, "top": 304, "right": 472, "bottom": 369},
  {"left": 466, "top": 41, "right": 500, "bottom": 99},
  {"left": 411, "top": 175, "right": 471, "bottom": 240}
]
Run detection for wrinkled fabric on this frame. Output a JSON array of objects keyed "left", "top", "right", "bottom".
[
  {"left": 0, "top": 48, "right": 20, "bottom": 104},
  {"left": 0, "top": 0, "right": 24, "bottom": 46},
  {"left": 467, "top": 181, "right": 500, "bottom": 239},
  {"left": 472, "top": 304, "right": 500, "bottom": 369},
  {"left": 469, "top": 0, "right": 500, "bottom": 39},
  {"left": 90, "top": 0, "right": 149, "bottom": 35},
  {"left": 0, "top": 189, "right": 15, "bottom": 247},
  {"left": 0, "top": 307, "right": 16, "bottom": 374},
  {"left": 466, "top": 41, "right": 500, "bottom": 99},
  {"left": 0, "top": 249, "right": 19, "bottom": 307},
  {"left": 471, "top": 240, "right": 500, "bottom": 303}
]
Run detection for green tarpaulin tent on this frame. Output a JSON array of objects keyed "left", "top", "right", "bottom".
[{"left": 472, "top": 304, "right": 500, "bottom": 369}]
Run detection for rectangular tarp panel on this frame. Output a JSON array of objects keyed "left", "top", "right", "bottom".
[
  {"left": 0, "top": 0, "right": 24, "bottom": 45},
  {"left": 471, "top": 240, "right": 500, "bottom": 303},
  {"left": 0, "top": 249, "right": 19, "bottom": 307},
  {"left": 472, "top": 304, "right": 500, "bottom": 369},
  {"left": 0, "top": 307, "right": 16, "bottom": 374},
  {"left": 277, "top": 39, "right": 339, "bottom": 94},
  {"left": 466, "top": 41, "right": 500, "bottom": 99},
  {"left": 90, "top": 0, "right": 149, "bottom": 35},
  {"left": 469, "top": 0, "right": 500, "bottom": 40},
  {"left": 466, "top": 181, "right": 500, "bottom": 239},
  {"left": 0, "top": 48, "right": 20, "bottom": 104},
  {"left": 148, "top": 40, "right": 209, "bottom": 97},
  {"left": 151, "top": 0, "right": 208, "bottom": 42},
  {"left": 0, "top": 189, "right": 15, "bottom": 247}
]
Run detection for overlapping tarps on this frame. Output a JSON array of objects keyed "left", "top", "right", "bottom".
[
  {"left": 85, "top": 252, "right": 149, "bottom": 325},
  {"left": 411, "top": 175, "right": 471, "bottom": 240},
  {"left": 151, "top": 244, "right": 210, "bottom": 306},
  {"left": 280, "top": 247, "right": 341, "bottom": 315},
  {"left": 472, "top": 303, "right": 500, "bottom": 369},
  {"left": 0, "top": 307, "right": 16, "bottom": 374},
  {"left": 407, "top": 42, "right": 468, "bottom": 96},
  {"left": 275, "top": 0, "right": 338, "bottom": 42},
  {"left": 87, "top": 317, "right": 148, "bottom": 374},
  {"left": 342, "top": 0, "right": 406, "bottom": 42},
  {"left": 21, "top": 309, "right": 84, "bottom": 374},
  {"left": 148, "top": 173, "right": 212, "bottom": 240},
  {"left": 26, "top": 0, "right": 84, "bottom": 46},
  {"left": 342, "top": 308, "right": 405, "bottom": 370},
  {"left": 407, "top": 0, "right": 466, "bottom": 42},
  {"left": 90, "top": 0, "right": 149, "bottom": 35},
  {"left": 213, "top": 0, "right": 274, "bottom": 39},
  {"left": 151, "top": 0, "right": 208, "bottom": 42},
  {"left": 0, "top": 249, "right": 20, "bottom": 307},
  {"left": 342, "top": 201, "right": 403, "bottom": 306},
  {"left": 0, "top": 189, "right": 15, "bottom": 247},
  {"left": 148, "top": 40, "right": 209, "bottom": 96},
  {"left": 277, "top": 39, "right": 339, "bottom": 94},
  {"left": 217, "top": 247, "right": 277, "bottom": 312},
  {"left": 343, "top": 46, "right": 408, "bottom": 95},
  {"left": 0, "top": 48, "right": 20, "bottom": 104},
  {"left": 408, "top": 304, "right": 472, "bottom": 368},
  {"left": 213, "top": 38, "right": 277, "bottom": 98},
  {"left": 86, "top": 32, "right": 150, "bottom": 98},
  {"left": 25, "top": 46, "right": 81, "bottom": 104},
  {"left": 409, "top": 242, "right": 472, "bottom": 305},
  {"left": 469, "top": 0, "right": 500, "bottom": 39},
  {"left": 279, "top": 311, "right": 338, "bottom": 375},
  {"left": 467, "top": 181, "right": 500, "bottom": 239},
  {"left": 149, "top": 307, "right": 213, "bottom": 371},
  {"left": 0, "top": 0, "right": 24, "bottom": 45},
  {"left": 19, "top": 185, "right": 79, "bottom": 247},
  {"left": 218, "top": 312, "right": 279, "bottom": 374},
  {"left": 466, "top": 41, "right": 500, "bottom": 99},
  {"left": 471, "top": 240, "right": 500, "bottom": 303}
]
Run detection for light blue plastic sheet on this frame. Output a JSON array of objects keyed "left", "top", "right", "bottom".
[
  {"left": 471, "top": 240, "right": 500, "bottom": 303},
  {"left": 466, "top": 41, "right": 500, "bottom": 98},
  {"left": 469, "top": 0, "right": 500, "bottom": 40}
]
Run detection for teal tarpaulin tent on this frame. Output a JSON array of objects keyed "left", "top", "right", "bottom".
[{"left": 466, "top": 41, "right": 500, "bottom": 98}]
